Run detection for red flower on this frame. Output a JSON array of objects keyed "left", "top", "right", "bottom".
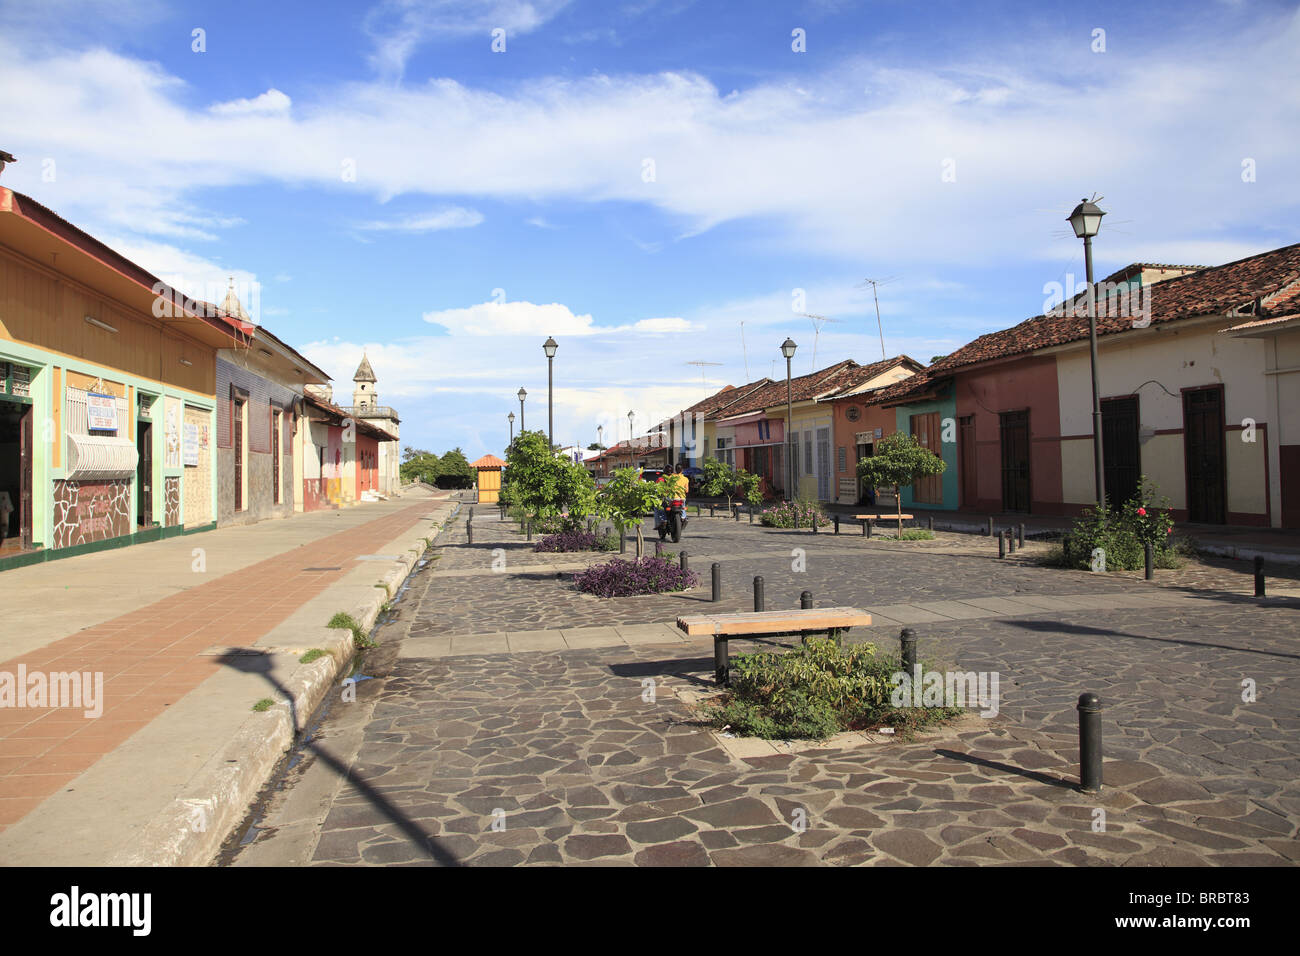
[{"left": 1137, "top": 507, "right": 1147, "bottom": 516}]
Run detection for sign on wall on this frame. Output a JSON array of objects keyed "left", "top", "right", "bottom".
[
  {"left": 183, "top": 423, "right": 199, "bottom": 466},
  {"left": 87, "top": 393, "right": 118, "bottom": 432},
  {"left": 164, "top": 398, "right": 182, "bottom": 468}
]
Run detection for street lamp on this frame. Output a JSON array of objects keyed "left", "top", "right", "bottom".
[
  {"left": 628, "top": 410, "right": 635, "bottom": 465},
  {"left": 543, "top": 336, "right": 558, "bottom": 450},
  {"left": 1068, "top": 198, "right": 1107, "bottom": 509},
  {"left": 508, "top": 410, "right": 515, "bottom": 446},
  {"left": 781, "top": 337, "right": 797, "bottom": 502},
  {"left": 517, "top": 387, "right": 527, "bottom": 433}
]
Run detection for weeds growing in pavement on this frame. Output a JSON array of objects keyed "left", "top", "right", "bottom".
[{"left": 328, "top": 611, "right": 376, "bottom": 649}]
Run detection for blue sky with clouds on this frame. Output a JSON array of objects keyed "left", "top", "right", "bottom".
[{"left": 2, "top": 0, "right": 1297, "bottom": 458}]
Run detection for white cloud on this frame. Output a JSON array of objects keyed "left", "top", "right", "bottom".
[
  {"left": 2, "top": 9, "right": 1297, "bottom": 268},
  {"left": 356, "top": 206, "right": 484, "bottom": 232},
  {"left": 210, "top": 88, "right": 292, "bottom": 116}
]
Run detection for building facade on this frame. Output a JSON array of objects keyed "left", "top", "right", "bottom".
[{"left": 0, "top": 188, "right": 248, "bottom": 570}]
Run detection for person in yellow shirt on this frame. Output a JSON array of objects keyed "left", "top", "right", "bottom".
[{"left": 654, "top": 463, "right": 690, "bottom": 536}]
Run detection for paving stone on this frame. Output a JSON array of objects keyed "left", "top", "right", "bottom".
[
  {"left": 564, "top": 834, "right": 632, "bottom": 860},
  {"left": 633, "top": 840, "right": 711, "bottom": 867},
  {"left": 872, "top": 830, "right": 944, "bottom": 865}
]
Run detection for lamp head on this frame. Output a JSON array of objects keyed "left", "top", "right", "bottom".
[
  {"left": 1068, "top": 199, "right": 1105, "bottom": 239},
  {"left": 542, "top": 336, "right": 558, "bottom": 358},
  {"left": 780, "top": 337, "right": 798, "bottom": 359}
]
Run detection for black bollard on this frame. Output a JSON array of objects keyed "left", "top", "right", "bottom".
[
  {"left": 1254, "top": 556, "right": 1265, "bottom": 597},
  {"left": 655, "top": 540, "right": 663, "bottom": 558},
  {"left": 812, "top": 513, "right": 818, "bottom": 534},
  {"left": 1077, "top": 693, "right": 1103, "bottom": 793},
  {"left": 753, "top": 575, "right": 765, "bottom": 612},
  {"left": 680, "top": 550, "right": 688, "bottom": 572},
  {"left": 710, "top": 503, "right": 715, "bottom": 518},
  {"left": 900, "top": 627, "right": 917, "bottom": 672},
  {"left": 748, "top": 507, "right": 754, "bottom": 525},
  {"left": 987, "top": 516, "right": 994, "bottom": 537},
  {"left": 1144, "top": 542, "right": 1154, "bottom": 580},
  {"left": 928, "top": 515, "right": 934, "bottom": 532},
  {"left": 793, "top": 511, "right": 800, "bottom": 530},
  {"left": 467, "top": 520, "right": 473, "bottom": 545},
  {"left": 998, "top": 531, "right": 1006, "bottom": 559},
  {"left": 711, "top": 562, "right": 721, "bottom": 602},
  {"left": 834, "top": 514, "right": 840, "bottom": 535},
  {"left": 1008, "top": 529, "right": 1016, "bottom": 554},
  {"left": 526, "top": 519, "right": 532, "bottom": 541},
  {"left": 800, "top": 590, "right": 812, "bottom": 609},
  {"left": 734, "top": 505, "right": 740, "bottom": 521},
  {"left": 865, "top": 519, "right": 872, "bottom": 538},
  {"left": 1018, "top": 523, "right": 1025, "bottom": 548}
]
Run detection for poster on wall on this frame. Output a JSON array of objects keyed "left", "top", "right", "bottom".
[
  {"left": 87, "top": 393, "right": 118, "bottom": 432},
  {"left": 164, "top": 397, "right": 181, "bottom": 468},
  {"left": 183, "top": 423, "right": 199, "bottom": 466},
  {"left": 200, "top": 424, "right": 210, "bottom": 449}
]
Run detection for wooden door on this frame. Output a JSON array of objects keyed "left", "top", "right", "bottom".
[
  {"left": 959, "top": 415, "right": 976, "bottom": 508},
  {"left": 137, "top": 420, "right": 153, "bottom": 527},
  {"left": 999, "top": 410, "right": 1030, "bottom": 513},
  {"left": 272, "top": 410, "right": 281, "bottom": 504},
  {"left": 234, "top": 400, "right": 244, "bottom": 511},
  {"left": 909, "top": 412, "right": 942, "bottom": 504},
  {"left": 1184, "top": 386, "right": 1226, "bottom": 524},
  {"left": 1102, "top": 397, "right": 1140, "bottom": 508}
]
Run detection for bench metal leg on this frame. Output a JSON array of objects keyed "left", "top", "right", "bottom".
[{"left": 714, "top": 635, "right": 729, "bottom": 685}]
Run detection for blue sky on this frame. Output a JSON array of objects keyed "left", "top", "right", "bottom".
[{"left": 2, "top": 0, "right": 1297, "bottom": 458}]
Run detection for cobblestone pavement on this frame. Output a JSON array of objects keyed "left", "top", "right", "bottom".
[{"left": 230, "top": 503, "right": 1300, "bottom": 867}]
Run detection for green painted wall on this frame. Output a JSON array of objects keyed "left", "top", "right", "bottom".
[{"left": 894, "top": 392, "right": 958, "bottom": 510}]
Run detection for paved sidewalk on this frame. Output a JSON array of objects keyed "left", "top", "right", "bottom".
[{"left": 0, "top": 488, "right": 454, "bottom": 865}]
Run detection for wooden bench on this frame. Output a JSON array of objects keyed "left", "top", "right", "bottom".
[
  {"left": 853, "top": 513, "right": 913, "bottom": 536},
  {"left": 677, "top": 607, "right": 873, "bottom": 684}
]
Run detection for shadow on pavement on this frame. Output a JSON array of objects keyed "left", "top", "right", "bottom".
[
  {"left": 1004, "top": 618, "right": 1300, "bottom": 660},
  {"left": 934, "top": 748, "right": 1077, "bottom": 791}
]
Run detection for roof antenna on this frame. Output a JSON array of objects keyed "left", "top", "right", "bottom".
[
  {"left": 739, "top": 321, "right": 750, "bottom": 381},
  {"left": 860, "top": 277, "right": 899, "bottom": 360},
  {"left": 685, "top": 360, "right": 722, "bottom": 387},
  {"left": 800, "top": 312, "right": 841, "bottom": 371}
]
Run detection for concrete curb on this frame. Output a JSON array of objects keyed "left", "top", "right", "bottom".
[{"left": 107, "top": 501, "right": 449, "bottom": 867}]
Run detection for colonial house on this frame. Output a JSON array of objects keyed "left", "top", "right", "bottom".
[
  {"left": 872, "top": 244, "right": 1300, "bottom": 526},
  {"left": 655, "top": 378, "right": 772, "bottom": 472},
  {"left": 300, "top": 389, "right": 392, "bottom": 510},
  {"left": 0, "top": 187, "right": 249, "bottom": 570},
  {"left": 818, "top": 355, "right": 926, "bottom": 505},
  {"left": 211, "top": 283, "right": 332, "bottom": 526}
]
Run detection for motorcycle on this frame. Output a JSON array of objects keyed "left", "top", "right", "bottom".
[{"left": 656, "top": 496, "right": 688, "bottom": 543}]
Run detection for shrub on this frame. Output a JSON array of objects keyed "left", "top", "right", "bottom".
[
  {"left": 534, "top": 530, "right": 618, "bottom": 552},
  {"left": 760, "top": 498, "right": 830, "bottom": 529},
  {"left": 1063, "top": 476, "right": 1177, "bottom": 572},
  {"left": 573, "top": 556, "right": 699, "bottom": 597},
  {"left": 705, "top": 637, "right": 960, "bottom": 740}
]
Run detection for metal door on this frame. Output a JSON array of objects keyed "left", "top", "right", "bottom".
[
  {"left": 999, "top": 410, "right": 1030, "bottom": 513},
  {"left": 1183, "top": 387, "right": 1226, "bottom": 524}
]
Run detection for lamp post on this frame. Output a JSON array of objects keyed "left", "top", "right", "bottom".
[
  {"left": 1068, "top": 199, "right": 1107, "bottom": 509},
  {"left": 508, "top": 411, "right": 515, "bottom": 447},
  {"left": 543, "top": 337, "right": 558, "bottom": 450},
  {"left": 628, "top": 410, "right": 635, "bottom": 466},
  {"left": 781, "top": 337, "right": 797, "bottom": 502},
  {"left": 517, "top": 387, "right": 527, "bottom": 433}
]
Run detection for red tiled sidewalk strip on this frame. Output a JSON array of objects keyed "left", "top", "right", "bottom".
[{"left": 0, "top": 500, "right": 434, "bottom": 830}]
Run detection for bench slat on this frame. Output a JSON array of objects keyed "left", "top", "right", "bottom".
[{"left": 677, "top": 607, "right": 872, "bottom": 636}]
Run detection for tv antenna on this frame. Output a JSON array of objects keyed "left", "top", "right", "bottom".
[
  {"left": 739, "top": 321, "right": 750, "bottom": 381},
  {"left": 858, "top": 276, "right": 898, "bottom": 360},
  {"left": 800, "top": 313, "right": 841, "bottom": 370},
  {"left": 686, "top": 360, "right": 723, "bottom": 387}
]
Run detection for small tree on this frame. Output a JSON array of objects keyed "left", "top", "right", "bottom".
[
  {"left": 436, "top": 447, "right": 476, "bottom": 489},
  {"left": 400, "top": 449, "right": 440, "bottom": 485},
  {"left": 698, "top": 459, "right": 738, "bottom": 509},
  {"left": 856, "top": 431, "right": 946, "bottom": 537},
  {"left": 502, "top": 430, "right": 596, "bottom": 527},
  {"left": 735, "top": 468, "right": 762, "bottom": 510},
  {"left": 597, "top": 467, "right": 663, "bottom": 559}
]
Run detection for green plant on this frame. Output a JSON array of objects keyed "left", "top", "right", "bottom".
[
  {"left": 704, "top": 638, "right": 960, "bottom": 740},
  {"left": 328, "top": 611, "right": 375, "bottom": 649},
  {"left": 760, "top": 498, "right": 829, "bottom": 528},
  {"left": 252, "top": 698, "right": 275, "bottom": 712},
  {"left": 856, "top": 431, "right": 947, "bottom": 536},
  {"left": 889, "top": 529, "right": 934, "bottom": 541},
  {"left": 501, "top": 430, "right": 597, "bottom": 530},
  {"left": 596, "top": 467, "right": 664, "bottom": 558},
  {"left": 1063, "top": 477, "right": 1178, "bottom": 572},
  {"left": 299, "top": 648, "right": 326, "bottom": 664}
]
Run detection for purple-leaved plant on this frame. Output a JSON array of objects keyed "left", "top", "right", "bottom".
[{"left": 572, "top": 557, "right": 699, "bottom": 597}]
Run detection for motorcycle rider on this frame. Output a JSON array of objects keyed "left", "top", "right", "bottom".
[{"left": 655, "top": 463, "right": 690, "bottom": 536}]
